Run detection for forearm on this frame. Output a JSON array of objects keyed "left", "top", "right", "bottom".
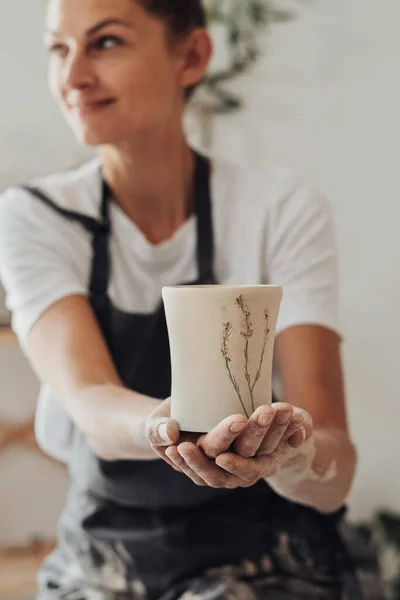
[
  {"left": 25, "top": 298, "right": 164, "bottom": 461},
  {"left": 266, "top": 428, "right": 357, "bottom": 513},
  {"left": 68, "top": 384, "right": 161, "bottom": 461}
]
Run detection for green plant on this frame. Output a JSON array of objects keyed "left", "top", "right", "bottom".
[{"left": 202, "top": 0, "right": 306, "bottom": 113}]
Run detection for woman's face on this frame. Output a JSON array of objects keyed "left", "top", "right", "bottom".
[{"left": 45, "top": 0, "right": 210, "bottom": 146}]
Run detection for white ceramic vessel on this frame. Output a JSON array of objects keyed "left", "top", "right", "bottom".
[{"left": 162, "top": 285, "right": 283, "bottom": 432}]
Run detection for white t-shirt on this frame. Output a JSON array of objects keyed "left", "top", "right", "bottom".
[{"left": 0, "top": 154, "right": 340, "bottom": 461}]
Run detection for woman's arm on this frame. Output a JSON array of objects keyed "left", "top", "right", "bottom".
[
  {"left": 147, "top": 180, "right": 357, "bottom": 509},
  {"left": 26, "top": 295, "right": 179, "bottom": 461},
  {"left": 156, "top": 325, "right": 357, "bottom": 514},
  {"left": 266, "top": 324, "right": 357, "bottom": 513},
  {"left": 0, "top": 189, "right": 179, "bottom": 461}
]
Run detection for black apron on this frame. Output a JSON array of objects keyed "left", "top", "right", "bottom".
[
  {"left": 24, "top": 152, "right": 270, "bottom": 508},
  {"left": 22, "top": 152, "right": 372, "bottom": 599}
]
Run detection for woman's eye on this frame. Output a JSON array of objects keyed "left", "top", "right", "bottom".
[
  {"left": 48, "top": 44, "right": 68, "bottom": 58},
  {"left": 94, "top": 36, "right": 122, "bottom": 50}
]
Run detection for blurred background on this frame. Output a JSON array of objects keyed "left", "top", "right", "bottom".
[{"left": 1, "top": 0, "right": 399, "bottom": 597}]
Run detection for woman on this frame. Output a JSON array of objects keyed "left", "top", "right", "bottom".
[{"left": 0, "top": 0, "right": 368, "bottom": 598}]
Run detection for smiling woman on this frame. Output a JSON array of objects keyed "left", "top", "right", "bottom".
[
  {"left": 0, "top": 0, "right": 374, "bottom": 598},
  {"left": 44, "top": 0, "right": 210, "bottom": 147}
]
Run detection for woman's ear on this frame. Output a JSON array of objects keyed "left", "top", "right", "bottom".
[{"left": 177, "top": 28, "right": 213, "bottom": 91}]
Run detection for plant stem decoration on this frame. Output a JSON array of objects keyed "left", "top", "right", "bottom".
[{"left": 220, "top": 295, "right": 270, "bottom": 417}]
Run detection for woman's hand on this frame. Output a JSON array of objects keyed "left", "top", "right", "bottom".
[
  {"left": 146, "top": 398, "right": 251, "bottom": 483},
  {"left": 145, "top": 398, "right": 181, "bottom": 470},
  {"left": 207, "top": 403, "right": 314, "bottom": 486},
  {"left": 147, "top": 400, "right": 314, "bottom": 488},
  {"left": 231, "top": 402, "right": 313, "bottom": 457},
  {"left": 146, "top": 327, "right": 354, "bottom": 511}
]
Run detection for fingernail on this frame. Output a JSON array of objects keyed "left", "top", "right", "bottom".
[
  {"left": 258, "top": 414, "right": 271, "bottom": 428},
  {"left": 230, "top": 422, "right": 247, "bottom": 434},
  {"left": 299, "top": 426, "right": 307, "bottom": 442},
  {"left": 291, "top": 414, "right": 303, "bottom": 425},
  {"left": 158, "top": 422, "right": 172, "bottom": 444},
  {"left": 276, "top": 411, "right": 291, "bottom": 425}
]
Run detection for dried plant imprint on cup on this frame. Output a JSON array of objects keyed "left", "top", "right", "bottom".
[{"left": 220, "top": 295, "right": 270, "bottom": 418}]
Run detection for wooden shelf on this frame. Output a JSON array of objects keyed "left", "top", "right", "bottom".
[
  {"left": 0, "top": 415, "right": 65, "bottom": 466},
  {"left": 0, "top": 327, "right": 17, "bottom": 346},
  {"left": 0, "top": 538, "right": 55, "bottom": 599}
]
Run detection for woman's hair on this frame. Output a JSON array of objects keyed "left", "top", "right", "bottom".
[
  {"left": 138, "top": 0, "right": 207, "bottom": 39},
  {"left": 137, "top": 0, "right": 207, "bottom": 98}
]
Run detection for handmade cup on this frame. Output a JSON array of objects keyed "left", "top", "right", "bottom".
[{"left": 162, "top": 285, "right": 283, "bottom": 433}]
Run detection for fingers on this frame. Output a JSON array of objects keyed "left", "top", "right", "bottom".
[
  {"left": 257, "top": 403, "right": 294, "bottom": 454},
  {"left": 147, "top": 399, "right": 313, "bottom": 488},
  {"left": 216, "top": 451, "right": 280, "bottom": 481},
  {"left": 147, "top": 417, "right": 180, "bottom": 446},
  {"left": 166, "top": 445, "right": 208, "bottom": 485},
  {"left": 197, "top": 414, "right": 248, "bottom": 459},
  {"left": 146, "top": 398, "right": 182, "bottom": 471},
  {"left": 146, "top": 398, "right": 180, "bottom": 447},
  {"left": 233, "top": 404, "right": 314, "bottom": 458},
  {"left": 284, "top": 408, "right": 313, "bottom": 449},
  {"left": 167, "top": 442, "right": 247, "bottom": 489},
  {"left": 233, "top": 406, "right": 275, "bottom": 458}
]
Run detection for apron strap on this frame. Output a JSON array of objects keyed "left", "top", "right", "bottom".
[
  {"left": 20, "top": 149, "right": 215, "bottom": 300},
  {"left": 19, "top": 183, "right": 111, "bottom": 301},
  {"left": 89, "top": 180, "right": 111, "bottom": 300},
  {"left": 194, "top": 152, "right": 215, "bottom": 282},
  {"left": 19, "top": 185, "right": 109, "bottom": 236}
]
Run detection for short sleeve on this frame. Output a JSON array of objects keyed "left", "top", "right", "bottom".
[
  {"left": 265, "top": 177, "right": 340, "bottom": 337},
  {"left": 0, "top": 188, "right": 89, "bottom": 348}
]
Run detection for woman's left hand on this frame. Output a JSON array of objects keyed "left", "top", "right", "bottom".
[{"left": 165, "top": 403, "right": 314, "bottom": 489}]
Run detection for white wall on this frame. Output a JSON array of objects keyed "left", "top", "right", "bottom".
[
  {"left": 0, "top": 346, "right": 68, "bottom": 546},
  {"left": 0, "top": 0, "right": 75, "bottom": 546},
  {"left": 0, "top": 0, "right": 92, "bottom": 190},
  {"left": 0, "top": 0, "right": 399, "bottom": 544}
]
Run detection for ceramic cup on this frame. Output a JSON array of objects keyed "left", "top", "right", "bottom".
[{"left": 162, "top": 285, "right": 283, "bottom": 432}]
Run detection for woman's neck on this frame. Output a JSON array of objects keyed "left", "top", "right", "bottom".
[{"left": 101, "top": 132, "right": 195, "bottom": 246}]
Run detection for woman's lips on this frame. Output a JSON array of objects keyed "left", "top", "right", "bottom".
[{"left": 72, "top": 98, "right": 117, "bottom": 117}]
